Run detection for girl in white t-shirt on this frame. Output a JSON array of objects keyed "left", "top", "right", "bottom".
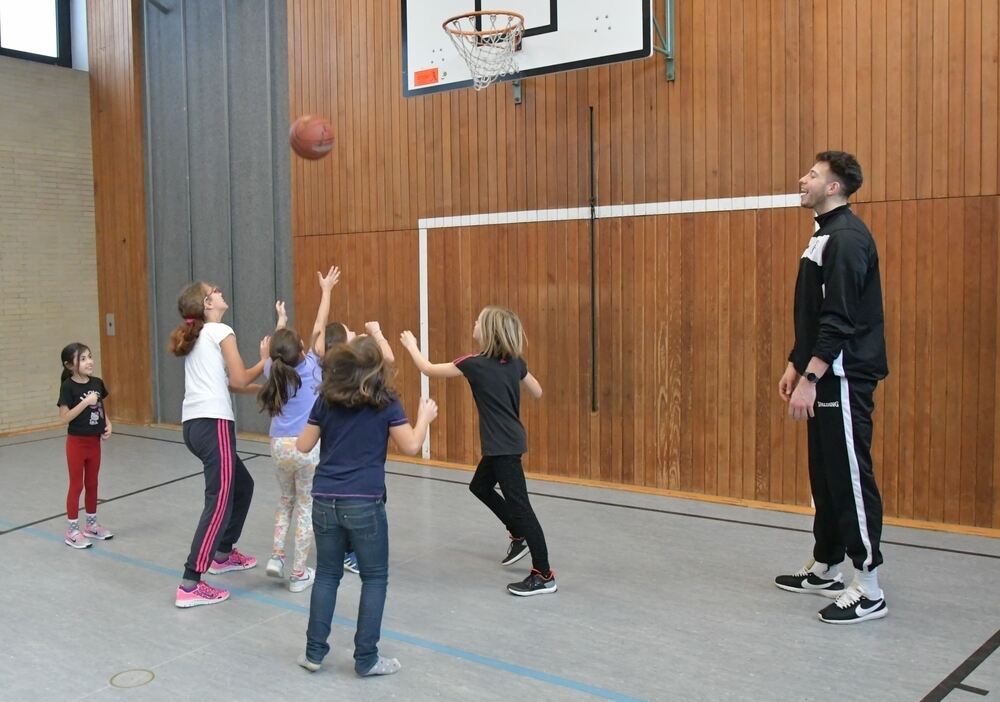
[{"left": 169, "top": 281, "right": 269, "bottom": 608}]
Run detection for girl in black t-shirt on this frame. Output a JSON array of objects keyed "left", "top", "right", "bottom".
[
  {"left": 400, "top": 305, "right": 556, "bottom": 597},
  {"left": 56, "top": 342, "right": 113, "bottom": 549}
]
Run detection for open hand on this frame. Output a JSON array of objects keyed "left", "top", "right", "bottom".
[{"left": 318, "top": 266, "right": 340, "bottom": 291}]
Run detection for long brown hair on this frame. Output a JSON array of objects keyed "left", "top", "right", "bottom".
[
  {"left": 318, "top": 336, "right": 395, "bottom": 410},
  {"left": 477, "top": 305, "right": 525, "bottom": 359},
  {"left": 257, "top": 328, "right": 305, "bottom": 416},
  {"left": 168, "top": 282, "right": 211, "bottom": 357}
]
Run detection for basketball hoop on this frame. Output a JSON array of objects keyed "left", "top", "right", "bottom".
[{"left": 443, "top": 10, "right": 525, "bottom": 91}]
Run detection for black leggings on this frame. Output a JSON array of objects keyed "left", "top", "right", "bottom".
[{"left": 469, "top": 454, "right": 550, "bottom": 575}]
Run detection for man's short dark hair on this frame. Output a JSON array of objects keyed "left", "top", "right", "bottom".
[{"left": 816, "top": 151, "right": 863, "bottom": 198}]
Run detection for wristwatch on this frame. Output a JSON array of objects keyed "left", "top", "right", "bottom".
[{"left": 804, "top": 371, "right": 819, "bottom": 384}]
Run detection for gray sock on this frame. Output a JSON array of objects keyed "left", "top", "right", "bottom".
[
  {"left": 214, "top": 550, "right": 230, "bottom": 562},
  {"left": 180, "top": 578, "right": 199, "bottom": 591},
  {"left": 360, "top": 656, "right": 401, "bottom": 677}
]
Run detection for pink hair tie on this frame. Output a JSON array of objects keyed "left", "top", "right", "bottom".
[{"left": 184, "top": 318, "right": 196, "bottom": 325}]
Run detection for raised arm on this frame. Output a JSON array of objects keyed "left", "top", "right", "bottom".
[
  {"left": 221, "top": 334, "right": 269, "bottom": 390},
  {"left": 274, "top": 300, "right": 287, "bottom": 331},
  {"left": 399, "top": 330, "right": 462, "bottom": 378},
  {"left": 365, "top": 321, "right": 395, "bottom": 363},
  {"left": 388, "top": 397, "right": 438, "bottom": 455},
  {"left": 311, "top": 265, "right": 340, "bottom": 356}
]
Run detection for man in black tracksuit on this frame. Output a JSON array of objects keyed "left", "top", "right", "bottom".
[{"left": 774, "top": 151, "right": 890, "bottom": 625}]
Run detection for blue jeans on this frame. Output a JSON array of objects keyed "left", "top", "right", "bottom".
[{"left": 305, "top": 498, "right": 389, "bottom": 673}]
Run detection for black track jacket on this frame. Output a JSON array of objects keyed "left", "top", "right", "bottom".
[{"left": 788, "top": 204, "right": 889, "bottom": 381}]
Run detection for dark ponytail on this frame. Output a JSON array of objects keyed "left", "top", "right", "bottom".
[
  {"left": 60, "top": 342, "right": 91, "bottom": 382},
  {"left": 258, "top": 328, "right": 305, "bottom": 416},
  {"left": 169, "top": 282, "right": 210, "bottom": 357}
]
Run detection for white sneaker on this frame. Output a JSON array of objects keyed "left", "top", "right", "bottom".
[
  {"left": 289, "top": 567, "right": 315, "bottom": 593},
  {"left": 265, "top": 555, "right": 284, "bottom": 578}
]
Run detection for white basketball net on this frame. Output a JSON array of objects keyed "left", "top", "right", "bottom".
[{"left": 443, "top": 11, "right": 524, "bottom": 91}]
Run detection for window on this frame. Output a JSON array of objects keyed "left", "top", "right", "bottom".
[{"left": 0, "top": 0, "right": 71, "bottom": 67}]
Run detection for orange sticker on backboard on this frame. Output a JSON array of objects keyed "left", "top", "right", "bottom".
[{"left": 414, "top": 68, "right": 440, "bottom": 86}]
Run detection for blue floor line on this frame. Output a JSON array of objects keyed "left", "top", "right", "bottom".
[{"left": 1, "top": 518, "right": 643, "bottom": 702}]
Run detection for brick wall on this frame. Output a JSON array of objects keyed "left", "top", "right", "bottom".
[{"left": 0, "top": 56, "right": 101, "bottom": 433}]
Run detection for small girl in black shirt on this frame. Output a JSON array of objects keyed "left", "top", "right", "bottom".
[
  {"left": 57, "top": 342, "right": 113, "bottom": 549},
  {"left": 400, "top": 305, "right": 555, "bottom": 596}
]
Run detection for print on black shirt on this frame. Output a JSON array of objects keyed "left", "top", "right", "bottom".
[{"left": 57, "top": 377, "right": 109, "bottom": 436}]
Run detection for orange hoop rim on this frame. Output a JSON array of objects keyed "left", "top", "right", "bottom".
[{"left": 442, "top": 10, "right": 525, "bottom": 38}]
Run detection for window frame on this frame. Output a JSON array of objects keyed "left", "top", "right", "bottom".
[{"left": 0, "top": 0, "right": 72, "bottom": 68}]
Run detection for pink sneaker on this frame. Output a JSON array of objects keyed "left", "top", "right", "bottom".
[
  {"left": 83, "top": 523, "right": 114, "bottom": 540},
  {"left": 207, "top": 547, "right": 257, "bottom": 574},
  {"left": 174, "top": 581, "right": 230, "bottom": 608},
  {"left": 65, "top": 529, "right": 92, "bottom": 549}
]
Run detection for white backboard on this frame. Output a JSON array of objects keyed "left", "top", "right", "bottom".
[{"left": 401, "top": 1, "right": 652, "bottom": 96}]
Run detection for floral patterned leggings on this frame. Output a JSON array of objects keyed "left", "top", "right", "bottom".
[{"left": 269, "top": 437, "right": 318, "bottom": 576}]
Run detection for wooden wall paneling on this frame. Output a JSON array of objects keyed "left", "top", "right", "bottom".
[
  {"left": 88, "top": 0, "right": 152, "bottom": 424},
  {"left": 932, "top": 0, "right": 950, "bottom": 198},
  {"left": 897, "top": 199, "right": 918, "bottom": 519},
  {"left": 691, "top": 213, "right": 707, "bottom": 494},
  {"left": 888, "top": 0, "right": 912, "bottom": 200},
  {"left": 854, "top": 0, "right": 871, "bottom": 201},
  {"left": 984, "top": 0, "right": 1000, "bottom": 196},
  {"left": 947, "top": 1, "right": 966, "bottom": 198},
  {"left": 878, "top": 202, "right": 901, "bottom": 518},
  {"left": 915, "top": 0, "right": 934, "bottom": 200},
  {"left": 928, "top": 200, "right": 950, "bottom": 522},
  {"left": 988, "top": 198, "right": 1000, "bottom": 528},
  {"left": 716, "top": 213, "right": 733, "bottom": 497},
  {"left": 963, "top": 0, "right": 981, "bottom": 196},
  {"left": 944, "top": 198, "right": 965, "bottom": 524},
  {"left": 959, "top": 197, "right": 983, "bottom": 525}
]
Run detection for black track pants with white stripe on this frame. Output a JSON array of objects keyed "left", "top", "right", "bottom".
[{"left": 808, "top": 374, "right": 884, "bottom": 572}]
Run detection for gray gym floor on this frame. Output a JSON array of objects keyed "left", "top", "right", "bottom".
[{"left": 1, "top": 424, "right": 998, "bottom": 701}]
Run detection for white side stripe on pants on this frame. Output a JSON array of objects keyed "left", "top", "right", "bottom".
[{"left": 838, "top": 375, "right": 874, "bottom": 571}]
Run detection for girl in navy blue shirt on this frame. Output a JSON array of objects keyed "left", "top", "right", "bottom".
[{"left": 295, "top": 336, "right": 437, "bottom": 677}]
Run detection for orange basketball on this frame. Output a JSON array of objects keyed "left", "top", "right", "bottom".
[{"left": 289, "top": 114, "right": 334, "bottom": 160}]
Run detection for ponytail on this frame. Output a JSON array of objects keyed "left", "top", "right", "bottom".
[
  {"left": 257, "top": 327, "right": 305, "bottom": 417},
  {"left": 169, "top": 282, "right": 210, "bottom": 357}
]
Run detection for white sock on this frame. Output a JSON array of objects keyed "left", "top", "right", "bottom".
[
  {"left": 855, "top": 568, "right": 882, "bottom": 598},
  {"left": 67, "top": 518, "right": 79, "bottom": 532},
  {"left": 810, "top": 560, "right": 842, "bottom": 579}
]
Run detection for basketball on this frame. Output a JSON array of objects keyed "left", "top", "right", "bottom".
[{"left": 289, "top": 114, "right": 334, "bottom": 160}]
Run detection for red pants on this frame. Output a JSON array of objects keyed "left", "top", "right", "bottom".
[{"left": 66, "top": 435, "right": 102, "bottom": 519}]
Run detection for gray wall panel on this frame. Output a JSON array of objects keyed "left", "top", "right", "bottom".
[
  {"left": 144, "top": 0, "right": 291, "bottom": 433},
  {"left": 226, "top": 0, "right": 281, "bottom": 426},
  {"left": 145, "top": 0, "right": 192, "bottom": 425}
]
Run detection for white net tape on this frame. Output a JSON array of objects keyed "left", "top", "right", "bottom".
[{"left": 443, "top": 11, "right": 524, "bottom": 91}]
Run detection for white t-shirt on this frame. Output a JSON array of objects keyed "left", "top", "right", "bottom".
[{"left": 182, "top": 322, "right": 236, "bottom": 422}]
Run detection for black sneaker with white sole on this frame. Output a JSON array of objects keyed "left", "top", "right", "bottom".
[
  {"left": 501, "top": 537, "right": 529, "bottom": 566},
  {"left": 775, "top": 564, "right": 845, "bottom": 597},
  {"left": 818, "top": 587, "right": 887, "bottom": 624},
  {"left": 507, "top": 569, "right": 557, "bottom": 596}
]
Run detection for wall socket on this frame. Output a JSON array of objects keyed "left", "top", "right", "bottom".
[{"left": 105, "top": 313, "right": 116, "bottom": 337}]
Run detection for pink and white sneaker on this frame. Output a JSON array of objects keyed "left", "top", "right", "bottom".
[
  {"left": 65, "top": 529, "right": 92, "bottom": 549},
  {"left": 174, "top": 581, "right": 230, "bottom": 608},
  {"left": 83, "top": 523, "right": 114, "bottom": 540},
  {"left": 207, "top": 548, "right": 257, "bottom": 574}
]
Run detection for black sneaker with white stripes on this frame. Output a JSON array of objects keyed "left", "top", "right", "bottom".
[
  {"left": 507, "top": 569, "right": 557, "bottom": 596},
  {"left": 818, "top": 585, "right": 887, "bottom": 624},
  {"left": 501, "top": 537, "right": 529, "bottom": 566},
  {"left": 774, "top": 561, "right": 845, "bottom": 597}
]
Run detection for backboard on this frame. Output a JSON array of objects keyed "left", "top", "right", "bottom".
[{"left": 401, "top": 0, "right": 652, "bottom": 96}]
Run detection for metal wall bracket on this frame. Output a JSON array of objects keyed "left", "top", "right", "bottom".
[
  {"left": 651, "top": 0, "right": 676, "bottom": 81},
  {"left": 512, "top": 79, "right": 522, "bottom": 105}
]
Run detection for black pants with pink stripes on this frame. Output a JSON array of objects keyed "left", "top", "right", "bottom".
[{"left": 182, "top": 418, "right": 254, "bottom": 581}]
